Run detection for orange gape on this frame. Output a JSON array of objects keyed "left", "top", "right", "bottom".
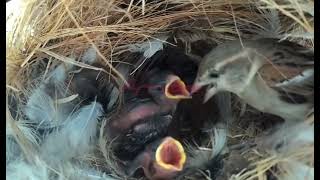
[
  {"left": 165, "top": 76, "right": 191, "bottom": 99},
  {"left": 155, "top": 137, "right": 186, "bottom": 171}
]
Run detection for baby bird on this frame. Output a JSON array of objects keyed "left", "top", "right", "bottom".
[
  {"left": 113, "top": 114, "right": 173, "bottom": 160},
  {"left": 106, "top": 69, "right": 191, "bottom": 139},
  {"left": 106, "top": 69, "right": 191, "bottom": 160},
  {"left": 145, "top": 68, "right": 192, "bottom": 110},
  {"left": 126, "top": 136, "right": 186, "bottom": 180},
  {"left": 192, "top": 38, "right": 313, "bottom": 122}
]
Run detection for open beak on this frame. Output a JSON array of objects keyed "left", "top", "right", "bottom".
[
  {"left": 165, "top": 76, "right": 191, "bottom": 99},
  {"left": 203, "top": 86, "right": 218, "bottom": 103},
  {"left": 191, "top": 83, "right": 203, "bottom": 94},
  {"left": 191, "top": 79, "right": 208, "bottom": 94},
  {"left": 155, "top": 137, "right": 186, "bottom": 171},
  {"left": 192, "top": 81, "right": 218, "bottom": 103}
]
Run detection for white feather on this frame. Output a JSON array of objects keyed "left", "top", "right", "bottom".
[
  {"left": 6, "top": 136, "right": 21, "bottom": 164},
  {"left": 279, "top": 160, "right": 314, "bottom": 180},
  {"left": 45, "top": 62, "right": 72, "bottom": 84},
  {"left": 185, "top": 122, "right": 227, "bottom": 170},
  {"left": 127, "top": 36, "right": 168, "bottom": 58},
  {"left": 211, "top": 92, "right": 231, "bottom": 157},
  {"left": 284, "top": 0, "right": 314, "bottom": 17},
  {"left": 192, "top": 103, "right": 228, "bottom": 164},
  {"left": 258, "top": 122, "right": 313, "bottom": 154},
  {"left": 282, "top": 32, "right": 314, "bottom": 40},
  {"left": 253, "top": 8, "right": 283, "bottom": 39},
  {"left": 7, "top": 156, "right": 116, "bottom": 180},
  {"left": 107, "top": 87, "right": 119, "bottom": 110},
  {"left": 275, "top": 69, "right": 314, "bottom": 87},
  {"left": 24, "top": 84, "right": 73, "bottom": 128},
  {"left": 24, "top": 61, "right": 77, "bottom": 128},
  {"left": 256, "top": 120, "right": 313, "bottom": 180},
  {"left": 58, "top": 163, "right": 116, "bottom": 180},
  {"left": 211, "top": 124, "right": 227, "bottom": 158},
  {"left": 7, "top": 102, "right": 40, "bottom": 161},
  {"left": 40, "top": 101, "right": 103, "bottom": 165},
  {"left": 81, "top": 46, "right": 97, "bottom": 65},
  {"left": 197, "top": 92, "right": 231, "bottom": 159},
  {"left": 8, "top": 119, "right": 40, "bottom": 144},
  {"left": 300, "top": 3, "right": 314, "bottom": 17},
  {"left": 6, "top": 157, "right": 50, "bottom": 180}
]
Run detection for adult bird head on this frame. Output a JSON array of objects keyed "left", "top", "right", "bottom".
[
  {"left": 191, "top": 68, "right": 221, "bottom": 104},
  {"left": 126, "top": 136, "right": 186, "bottom": 180},
  {"left": 191, "top": 45, "right": 257, "bottom": 104}
]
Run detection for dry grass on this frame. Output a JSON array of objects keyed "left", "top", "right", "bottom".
[
  {"left": 6, "top": 0, "right": 314, "bottom": 179},
  {"left": 5, "top": 0, "right": 265, "bottom": 89}
]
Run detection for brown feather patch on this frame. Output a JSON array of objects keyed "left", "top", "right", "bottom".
[{"left": 259, "top": 63, "right": 307, "bottom": 86}]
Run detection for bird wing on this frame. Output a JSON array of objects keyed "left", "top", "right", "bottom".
[
  {"left": 258, "top": 62, "right": 313, "bottom": 104},
  {"left": 256, "top": 39, "right": 314, "bottom": 100},
  {"left": 258, "top": 63, "right": 312, "bottom": 87}
]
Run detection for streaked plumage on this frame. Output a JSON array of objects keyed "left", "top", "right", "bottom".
[{"left": 193, "top": 38, "right": 313, "bottom": 122}]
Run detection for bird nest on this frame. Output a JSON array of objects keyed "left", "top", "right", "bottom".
[{"left": 6, "top": 0, "right": 314, "bottom": 179}]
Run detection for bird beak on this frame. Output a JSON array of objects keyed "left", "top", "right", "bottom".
[
  {"left": 192, "top": 80, "right": 218, "bottom": 103},
  {"left": 191, "top": 79, "right": 211, "bottom": 94},
  {"left": 203, "top": 86, "right": 218, "bottom": 103},
  {"left": 155, "top": 137, "right": 186, "bottom": 171},
  {"left": 191, "top": 83, "right": 203, "bottom": 94},
  {"left": 165, "top": 76, "right": 191, "bottom": 99}
]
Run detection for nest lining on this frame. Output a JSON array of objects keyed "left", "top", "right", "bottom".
[{"left": 6, "top": 0, "right": 314, "bottom": 179}]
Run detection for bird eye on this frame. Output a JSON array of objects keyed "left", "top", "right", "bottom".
[{"left": 209, "top": 72, "right": 219, "bottom": 78}]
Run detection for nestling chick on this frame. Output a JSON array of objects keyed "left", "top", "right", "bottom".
[
  {"left": 126, "top": 136, "right": 186, "bottom": 180},
  {"left": 145, "top": 69, "right": 192, "bottom": 109},
  {"left": 113, "top": 114, "right": 173, "bottom": 160},
  {"left": 192, "top": 38, "right": 313, "bottom": 122},
  {"left": 106, "top": 70, "right": 191, "bottom": 139},
  {"left": 105, "top": 70, "right": 191, "bottom": 160},
  {"left": 126, "top": 120, "right": 229, "bottom": 180}
]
